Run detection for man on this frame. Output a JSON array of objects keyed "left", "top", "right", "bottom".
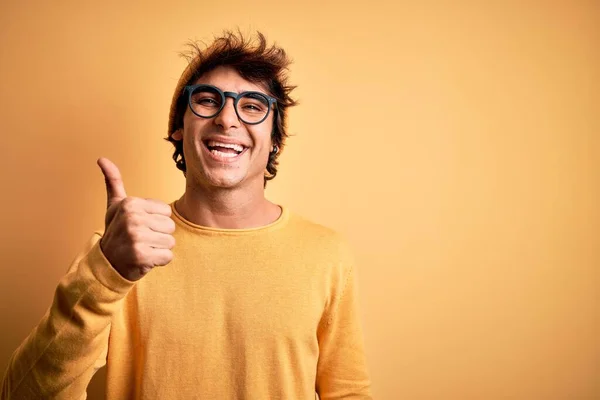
[{"left": 1, "top": 31, "right": 372, "bottom": 399}]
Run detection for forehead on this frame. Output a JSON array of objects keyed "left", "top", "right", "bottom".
[{"left": 193, "top": 65, "right": 268, "bottom": 93}]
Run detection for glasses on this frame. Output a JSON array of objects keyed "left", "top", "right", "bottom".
[{"left": 184, "top": 84, "right": 277, "bottom": 125}]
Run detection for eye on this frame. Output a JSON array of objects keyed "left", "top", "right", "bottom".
[
  {"left": 194, "top": 97, "right": 219, "bottom": 107},
  {"left": 238, "top": 94, "right": 268, "bottom": 113},
  {"left": 242, "top": 103, "right": 264, "bottom": 112}
]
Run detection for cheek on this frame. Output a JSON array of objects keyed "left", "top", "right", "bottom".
[
  {"left": 182, "top": 117, "right": 209, "bottom": 142},
  {"left": 251, "top": 127, "right": 273, "bottom": 154}
]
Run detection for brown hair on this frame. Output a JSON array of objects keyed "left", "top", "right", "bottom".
[{"left": 165, "top": 30, "right": 298, "bottom": 187}]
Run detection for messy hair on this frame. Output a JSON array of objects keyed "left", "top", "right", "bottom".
[{"left": 165, "top": 30, "right": 298, "bottom": 186}]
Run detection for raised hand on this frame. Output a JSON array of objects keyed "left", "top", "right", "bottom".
[{"left": 97, "top": 157, "right": 175, "bottom": 281}]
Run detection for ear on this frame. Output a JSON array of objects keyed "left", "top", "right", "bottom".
[{"left": 172, "top": 129, "right": 183, "bottom": 140}]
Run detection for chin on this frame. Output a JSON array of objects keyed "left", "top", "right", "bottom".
[
  {"left": 210, "top": 177, "right": 245, "bottom": 188},
  {"left": 187, "top": 159, "right": 265, "bottom": 190},
  {"left": 199, "top": 169, "right": 247, "bottom": 189}
]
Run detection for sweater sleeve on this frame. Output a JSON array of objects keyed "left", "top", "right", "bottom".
[
  {"left": 1, "top": 232, "right": 135, "bottom": 400},
  {"left": 316, "top": 263, "right": 373, "bottom": 399}
]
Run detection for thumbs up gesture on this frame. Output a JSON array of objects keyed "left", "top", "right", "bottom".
[{"left": 97, "top": 158, "right": 176, "bottom": 281}]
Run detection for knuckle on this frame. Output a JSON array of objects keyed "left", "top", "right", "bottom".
[
  {"left": 125, "top": 212, "right": 141, "bottom": 227},
  {"left": 160, "top": 219, "right": 174, "bottom": 234},
  {"left": 121, "top": 197, "right": 134, "bottom": 210},
  {"left": 122, "top": 197, "right": 140, "bottom": 212},
  {"left": 156, "top": 215, "right": 174, "bottom": 233},
  {"left": 130, "top": 230, "right": 143, "bottom": 244},
  {"left": 155, "top": 250, "right": 173, "bottom": 266},
  {"left": 125, "top": 224, "right": 138, "bottom": 239},
  {"left": 131, "top": 243, "right": 145, "bottom": 262}
]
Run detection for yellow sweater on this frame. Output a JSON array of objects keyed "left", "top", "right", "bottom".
[{"left": 1, "top": 205, "right": 372, "bottom": 399}]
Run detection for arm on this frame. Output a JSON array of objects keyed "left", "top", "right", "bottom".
[
  {"left": 316, "top": 264, "right": 373, "bottom": 399},
  {"left": 1, "top": 233, "right": 135, "bottom": 400}
]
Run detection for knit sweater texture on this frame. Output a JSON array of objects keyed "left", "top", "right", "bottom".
[{"left": 1, "top": 204, "right": 372, "bottom": 399}]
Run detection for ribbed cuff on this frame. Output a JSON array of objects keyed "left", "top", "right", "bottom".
[{"left": 86, "top": 240, "right": 136, "bottom": 295}]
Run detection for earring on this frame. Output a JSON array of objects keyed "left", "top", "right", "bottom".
[{"left": 271, "top": 145, "right": 279, "bottom": 155}]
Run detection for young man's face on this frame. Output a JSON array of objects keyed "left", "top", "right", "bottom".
[{"left": 172, "top": 66, "right": 275, "bottom": 190}]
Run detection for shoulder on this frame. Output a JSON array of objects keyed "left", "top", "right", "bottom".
[{"left": 283, "top": 209, "right": 355, "bottom": 267}]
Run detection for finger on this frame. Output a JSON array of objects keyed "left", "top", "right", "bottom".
[
  {"left": 147, "top": 214, "right": 176, "bottom": 234},
  {"left": 97, "top": 157, "right": 127, "bottom": 208},
  {"left": 141, "top": 198, "right": 172, "bottom": 217},
  {"left": 146, "top": 231, "right": 176, "bottom": 250},
  {"left": 148, "top": 248, "right": 174, "bottom": 267}
]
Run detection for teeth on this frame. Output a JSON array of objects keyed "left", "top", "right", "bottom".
[
  {"left": 211, "top": 150, "right": 239, "bottom": 158},
  {"left": 207, "top": 140, "right": 244, "bottom": 152}
]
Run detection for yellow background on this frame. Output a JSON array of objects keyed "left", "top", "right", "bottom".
[{"left": 1, "top": 1, "right": 598, "bottom": 399}]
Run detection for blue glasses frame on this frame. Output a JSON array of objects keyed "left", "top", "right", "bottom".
[{"left": 184, "top": 84, "right": 277, "bottom": 125}]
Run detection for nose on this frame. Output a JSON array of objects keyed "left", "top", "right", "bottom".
[{"left": 213, "top": 98, "right": 240, "bottom": 130}]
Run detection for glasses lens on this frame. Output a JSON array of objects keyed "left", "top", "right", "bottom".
[
  {"left": 189, "top": 86, "right": 223, "bottom": 118},
  {"left": 237, "top": 92, "right": 270, "bottom": 124}
]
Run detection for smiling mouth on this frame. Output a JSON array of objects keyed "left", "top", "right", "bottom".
[{"left": 203, "top": 140, "right": 247, "bottom": 159}]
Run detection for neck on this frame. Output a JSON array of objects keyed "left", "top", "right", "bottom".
[{"left": 174, "top": 182, "right": 281, "bottom": 229}]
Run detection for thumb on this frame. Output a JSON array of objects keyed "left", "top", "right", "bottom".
[{"left": 97, "top": 157, "right": 127, "bottom": 208}]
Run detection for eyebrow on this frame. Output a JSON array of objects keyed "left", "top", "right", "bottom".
[
  {"left": 184, "top": 84, "right": 277, "bottom": 102},
  {"left": 194, "top": 81, "right": 272, "bottom": 96}
]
